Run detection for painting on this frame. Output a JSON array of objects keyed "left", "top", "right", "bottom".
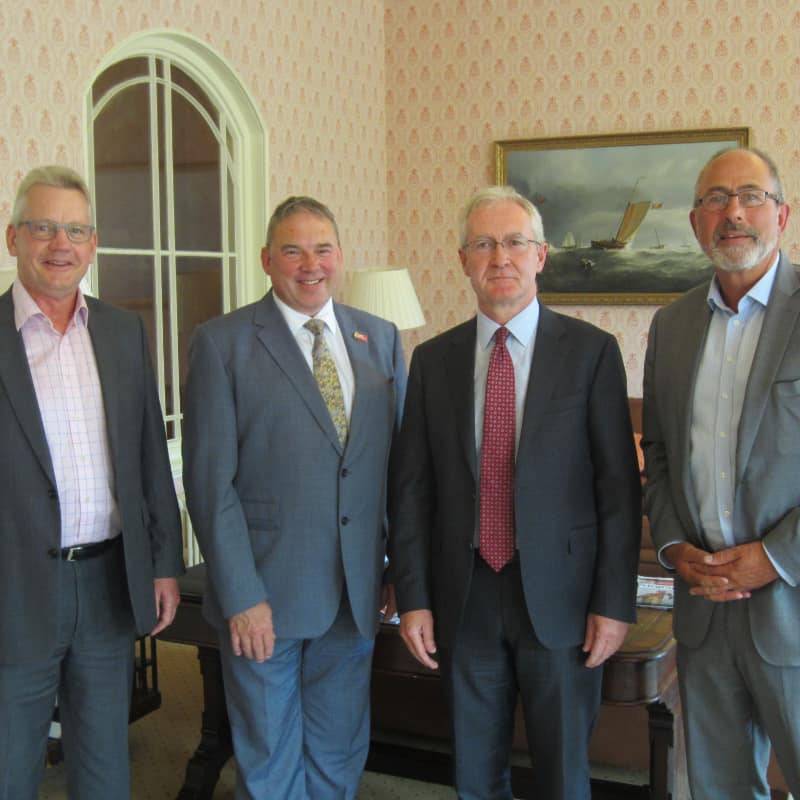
[{"left": 495, "top": 128, "right": 751, "bottom": 304}]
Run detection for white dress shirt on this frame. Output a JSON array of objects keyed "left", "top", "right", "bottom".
[{"left": 272, "top": 293, "right": 355, "bottom": 420}]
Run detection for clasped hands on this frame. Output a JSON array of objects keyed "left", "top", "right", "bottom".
[{"left": 666, "top": 541, "right": 779, "bottom": 602}]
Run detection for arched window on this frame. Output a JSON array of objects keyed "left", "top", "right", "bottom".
[{"left": 86, "top": 32, "right": 267, "bottom": 445}]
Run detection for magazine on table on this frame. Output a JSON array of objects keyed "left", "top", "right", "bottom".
[{"left": 636, "top": 575, "right": 674, "bottom": 609}]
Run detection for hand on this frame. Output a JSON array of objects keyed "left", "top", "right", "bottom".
[
  {"left": 582, "top": 613, "right": 629, "bottom": 668},
  {"left": 150, "top": 577, "right": 180, "bottom": 636},
  {"left": 229, "top": 601, "right": 275, "bottom": 662},
  {"left": 665, "top": 541, "right": 746, "bottom": 601},
  {"left": 380, "top": 583, "right": 398, "bottom": 621},
  {"left": 686, "top": 542, "right": 778, "bottom": 602},
  {"left": 399, "top": 609, "right": 439, "bottom": 670}
]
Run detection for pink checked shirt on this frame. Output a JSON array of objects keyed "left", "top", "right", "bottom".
[{"left": 13, "top": 281, "right": 121, "bottom": 547}]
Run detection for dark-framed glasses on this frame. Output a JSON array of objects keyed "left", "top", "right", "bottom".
[
  {"left": 464, "top": 235, "right": 540, "bottom": 256},
  {"left": 18, "top": 219, "right": 95, "bottom": 243},
  {"left": 694, "top": 189, "right": 781, "bottom": 212}
]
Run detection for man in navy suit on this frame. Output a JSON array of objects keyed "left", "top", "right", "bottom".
[
  {"left": 390, "top": 186, "right": 641, "bottom": 799},
  {"left": 643, "top": 148, "right": 800, "bottom": 799},
  {"left": 183, "top": 196, "right": 406, "bottom": 799},
  {"left": 0, "top": 166, "right": 184, "bottom": 800}
]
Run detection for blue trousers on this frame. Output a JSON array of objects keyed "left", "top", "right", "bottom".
[{"left": 219, "top": 589, "right": 375, "bottom": 800}]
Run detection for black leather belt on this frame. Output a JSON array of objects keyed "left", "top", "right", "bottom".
[{"left": 60, "top": 537, "right": 119, "bottom": 561}]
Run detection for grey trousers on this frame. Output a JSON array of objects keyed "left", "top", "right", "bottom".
[
  {"left": 0, "top": 543, "right": 135, "bottom": 800},
  {"left": 678, "top": 599, "right": 800, "bottom": 800}
]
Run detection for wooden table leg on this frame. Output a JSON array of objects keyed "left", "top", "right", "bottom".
[
  {"left": 176, "top": 646, "right": 233, "bottom": 800},
  {"left": 647, "top": 700, "right": 675, "bottom": 800}
]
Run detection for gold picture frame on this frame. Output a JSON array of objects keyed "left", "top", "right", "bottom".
[{"left": 495, "top": 128, "right": 751, "bottom": 304}]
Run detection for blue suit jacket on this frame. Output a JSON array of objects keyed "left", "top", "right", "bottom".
[
  {"left": 389, "top": 304, "right": 642, "bottom": 650},
  {"left": 643, "top": 254, "right": 800, "bottom": 665},
  {"left": 0, "top": 289, "right": 184, "bottom": 664},
  {"left": 182, "top": 291, "right": 407, "bottom": 640}
]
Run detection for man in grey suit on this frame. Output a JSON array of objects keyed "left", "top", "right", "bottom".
[
  {"left": 643, "top": 147, "right": 800, "bottom": 799},
  {"left": 0, "top": 166, "right": 184, "bottom": 800},
  {"left": 390, "top": 186, "right": 641, "bottom": 799},
  {"left": 182, "top": 196, "right": 406, "bottom": 799}
]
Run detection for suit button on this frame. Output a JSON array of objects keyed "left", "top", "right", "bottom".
[
  {"left": 47, "top": 547, "right": 60, "bottom": 558},
  {"left": 341, "top": 468, "right": 349, "bottom": 477},
  {"left": 48, "top": 489, "right": 57, "bottom": 499},
  {"left": 341, "top": 516, "right": 350, "bottom": 526}
]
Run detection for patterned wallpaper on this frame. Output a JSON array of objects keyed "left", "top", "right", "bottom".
[
  {"left": 385, "top": 0, "right": 800, "bottom": 394},
  {"left": 2, "top": 0, "right": 800, "bottom": 394},
  {"left": 0, "top": 0, "right": 388, "bottom": 269}
]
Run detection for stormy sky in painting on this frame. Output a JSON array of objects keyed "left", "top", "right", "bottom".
[{"left": 506, "top": 139, "right": 737, "bottom": 251}]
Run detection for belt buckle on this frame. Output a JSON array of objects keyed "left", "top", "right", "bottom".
[{"left": 65, "top": 546, "right": 78, "bottom": 562}]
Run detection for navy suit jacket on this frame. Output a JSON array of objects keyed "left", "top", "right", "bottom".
[
  {"left": 182, "top": 291, "right": 407, "bottom": 640},
  {"left": 0, "top": 288, "right": 184, "bottom": 664},
  {"left": 389, "top": 304, "right": 642, "bottom": 650}
]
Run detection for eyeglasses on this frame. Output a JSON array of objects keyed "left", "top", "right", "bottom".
[
  {"left": 18, "top": 219, "right": 95, "bottom": 243},
  {"left": 694, "top": 189, "right": 781, "bottom": 212},
  {"left": 463, "top": 236, "right": 540, "bottom": 256}
]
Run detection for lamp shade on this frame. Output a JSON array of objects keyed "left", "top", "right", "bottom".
[{"left": 347, "top": 268, "right": 426, "bottom": 330}]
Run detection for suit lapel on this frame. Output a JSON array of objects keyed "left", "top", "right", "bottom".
[
  {"left": 86, "top": 299, "right": 124, "bottom": 469},
  {"left": 0, "top": 290, "right": 57, "bottom": 485},
  {"left": 736, "top": 256, "right": 800, "bottom": 483},
  {"left": 335, "top": 304, "right": 373, "bottom": 454},
  {"left": 670, "top": 290, "right": 712, "bottom": 526},
  {"left": 254, "top": 292, "right": 344, "bottom": 453},
  {"left": 444, "top": 319, "right": 478, "bottom": 480},
  {"left": 518, "top": 305, "right": 566, "bottom": 444}
]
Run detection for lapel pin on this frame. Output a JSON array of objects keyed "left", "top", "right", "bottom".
[{"left": 353, "top": 331, "right": 368, "bottom": 343}]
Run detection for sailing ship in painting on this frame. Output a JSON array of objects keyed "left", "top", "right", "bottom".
[
  {"left": 539, "top": 177, "right": 713, "bottom": 296},
  {"left": 591, "top": 178, "right": 652, "bottom": 250}
]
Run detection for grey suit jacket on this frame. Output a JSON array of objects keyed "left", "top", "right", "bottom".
[
  {"left": 0, "top": 289, "right": 184, "bottom": 664},
  {"left": 182, "top": 291, "right": 406, "bottom": 640},
  {"left": 643, "top": 254, "right": 800, "bottom": 665},
  {"left": 389, "top": 304, "right": 642, "bottom": 650}
]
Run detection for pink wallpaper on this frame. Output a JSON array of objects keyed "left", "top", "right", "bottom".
[
  {"left": 385, "top": 0, "right": 800, "bottom": 394},
  {"left": 2, "top": 1, "right": 800, "bottom": 393},
  {"left": 0, "top": 0, "right": 388, "bottom": 267}
]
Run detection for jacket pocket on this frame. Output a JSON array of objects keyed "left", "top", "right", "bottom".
[{"left": 241, "top": 500, "right": 279, "bottom": 531}]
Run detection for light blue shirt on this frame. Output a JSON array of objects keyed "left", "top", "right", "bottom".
[
  {"left": 474, "top": 299, "right": 540, "bottom": 457},
  {"left": 689, "top": 256, "right": 791, "bottom": 583}
]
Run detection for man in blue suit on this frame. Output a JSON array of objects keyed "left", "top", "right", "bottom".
[
  {"left": 643, "top": 148, "right": 800, "bottom": 799},
  {"left": 0, "top": 166, "right": 184, "bottom": 800},
  {"left": 182, "top": 196, "right": 407, "bottom": 799}
]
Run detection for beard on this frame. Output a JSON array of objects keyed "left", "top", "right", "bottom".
[{"left": 707, "top": 224, "right": 777, "bottom": 273}]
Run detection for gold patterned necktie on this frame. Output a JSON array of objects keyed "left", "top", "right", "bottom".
[{"left": 304, "top": 318, "right": 348, "bottom": 446}]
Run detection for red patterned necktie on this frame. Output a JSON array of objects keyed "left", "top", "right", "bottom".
[{"left": 479, "top": 326, "right": 516, "bottom": 572}]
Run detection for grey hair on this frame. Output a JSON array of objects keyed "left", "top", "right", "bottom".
[
  {"left": 693, "top": 147, "right": 785, "bottom": 206},
  {"left": 10, "top": 165, "right": 93, "bottom": 224},
  {"left": 458, "top": 185, "right": 545, "bottom": 247},
  {"left": 265, "top": 196, "right": 341, "bottom": 247}
]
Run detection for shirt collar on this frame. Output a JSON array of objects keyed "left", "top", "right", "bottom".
[
  {"left": 706, "top": 253, "right": 779, "bottom": 314},
  {"left": 477, "top": 297, "right": 540, "bottom": 351},
  {"left": 272, "top": 292, "right": 339, "bottom": 337},
  {"left": 12, "top": 279, "right": 89, "bottom": 332}
]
